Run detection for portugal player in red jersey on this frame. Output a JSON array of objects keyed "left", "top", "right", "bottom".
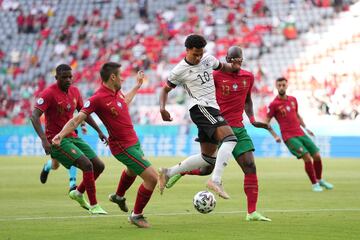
[
  {"left": 31, "top": 64, "right": 108, "bottom": 214},
  {"left": 164, "top": 46, "right": 271, "bottom": 221},
  {"left": 266, "top": 77, "right": 333, "bottom": 192},
  {"left": 52, "top": 62, "right": 158, "bottom": 228}
]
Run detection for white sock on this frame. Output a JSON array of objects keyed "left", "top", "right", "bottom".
[
  {"left": 75, "top": 189, "right": 82, "bottom": 196},
  {"left": 211, "top": 141, "right": 237, "bottom": 183},
  {"left": 167, "top": 154, "right": 210, "bottom": 177}
]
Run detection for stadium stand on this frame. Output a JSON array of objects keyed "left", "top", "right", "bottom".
[{"left": 0, "top": 0, "right": 357, "bottom": 125}]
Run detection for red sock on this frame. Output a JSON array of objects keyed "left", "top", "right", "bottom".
[
  {"left": 244, "top": 173, "right": 258, "bottom": 214},
  {"left": 304, "top": 161, "right": 317, "bottom": 184},
  {"left": 82, "top": 170, "right": 97, "bottom": 206},
  {"left": 181, "top": 169, "right": 202, "bottom": 176},
  {"left": 77, "top": 170, "right": 101, "bottom": 193},
  {"left": 133, "top": 184, "right": 153, "bottom": 215},
  {"left": 116, "top": 170, "right": 137, "bottom": 197},
  {"left": 313, "top": 160, "right": 322, "bottom": 180}
]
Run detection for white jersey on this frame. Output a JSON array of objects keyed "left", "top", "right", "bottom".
[{"left": 168, "top": 54, "right": 221, "bottom": 110}]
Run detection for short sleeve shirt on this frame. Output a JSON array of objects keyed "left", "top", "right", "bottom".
[
  {"left": 81, "top": 85, "right": 138, "bottom": 155},
  {"left": 167, "top": 54, "right": 221, "bottom": 110}
]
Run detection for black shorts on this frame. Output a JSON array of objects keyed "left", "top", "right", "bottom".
[{"left": 189, "top": 105, "right": 228, "bottom": 144}]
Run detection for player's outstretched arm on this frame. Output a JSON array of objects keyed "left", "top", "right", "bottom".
[
  {"left": 52, "top": 112, "right": 87, "bottom": 146},
  {"left": 159, "top": 84, "right": 173, "bottom": 121},
  {"left": 30, "top": 108, "right": 51, "bottom": 154},
  {"left": 125, "top": 71, "right": 144, "bottom": 105},
  {"left": 264, "top": 116, "right": 281, "bottom": 143}
]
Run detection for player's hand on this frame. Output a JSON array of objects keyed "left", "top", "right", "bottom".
[
  {"left": 41, "top": 138, "right": 52, "bottom": 155},
  {"left": 98, "top": 132, "right": 108, "bottom": 146},
  {"left": 160, "top": 109, "right": 173, "bottom": 121},
  {"left": 51, "top": 134, "right": 62, "bottom": 147},
  {"left": 136, "top": 70, "right": 145, "bottom": 88},
  {"left": 252, "top": 121, "right": 269, "bottom": 129},
  {"left": 81, "top": 125, "right": 87, "bottom": 135},
  {"left": 306, "top": 128, "right": 315, "bottom": 136},
  {"left": 274, "top": 136, "right": 281, "bottom": 143}
]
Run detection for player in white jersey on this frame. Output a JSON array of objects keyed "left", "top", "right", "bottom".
[{"left": 159, "top": 34, "right": 241, "bottom": 199}]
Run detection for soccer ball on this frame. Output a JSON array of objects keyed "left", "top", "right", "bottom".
[{"left": 193, "top": 191, "right": 216, "bottom": 214}]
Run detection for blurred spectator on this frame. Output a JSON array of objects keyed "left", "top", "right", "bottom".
[
  {"left": 138, "top": 0, "right": 148, "bottom": 20},
  {"left": 114, "top": 6, "right": 123, "bottom": 19}
]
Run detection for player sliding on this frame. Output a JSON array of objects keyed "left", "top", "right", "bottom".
[
  {"left": 160, "top": 46, "right": 271, "bottom": 221},
  {"left": 159, "top": 34, "right": 241, "bottom": 199},
  {"left": 53, "top": 62, "right": 158, "bottom": 228},
  {"left": 266, "top": 77, "right": 333, "bottom": 192}
]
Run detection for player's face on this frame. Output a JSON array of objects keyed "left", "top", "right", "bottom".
[
  {"left": 226, "top": 57, "right": 243, "bottom": 72},
  {"left": 276, "top": 80, "right": 288, "bottom": 96},
  {"left": 186, "top": 48, "right": 204, "bottom": 65},
  {"left": 56, "top": 70, "right": 72, "bottom": 91},
  {"left": 112, "top": 69, "right": 123, "bottom": 91}
]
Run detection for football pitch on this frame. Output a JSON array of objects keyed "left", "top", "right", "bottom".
[{"left": 1, "top": 156, "right": 360, "bottom": 240}]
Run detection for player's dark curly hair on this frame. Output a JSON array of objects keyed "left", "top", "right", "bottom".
[
  {"left": 100, "top": 62, "right": 121, "bottom": 82},
  {"left": 276, "top": 77, "right": 288, "bottom": 82},
  {"left": 185, "top": 34, "right": 207, "bottom": 49},
  {"left": 55, "top": 64, "right": 72, "bottom": 74}
]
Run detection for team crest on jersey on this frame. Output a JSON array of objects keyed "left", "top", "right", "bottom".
[
  {"left": 117, "top": 101, "right": 122, "bottom": 108},
  {"left": 233, "top": 83, "right": 238, "bottom": 90},
  {"left": 84, "top": 100, "right": 90, "bottom": 108},
  {"left": 286, "top": 106, "right": 291, "bottom": 112},
  {"left": 37, "top": 98, "right": 44, "bottom": 105},
  {"left": 66, "top": 103, "right": 71, "bottom": 111},
  {"left": 291, "top": 101, "right": 296, "bottom": 109}
]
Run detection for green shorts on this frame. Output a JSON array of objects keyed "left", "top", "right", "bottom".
[
  {"left": 231, "top": 127, "right": 255, "bottom": 159},
  {"left": 114, "top": 142, "right": 151, "bottom": 175},
  {"left": 51, "top": 137, "right": 97, "bottom": 169},
  {"left": 285, "top": 135, "right": 319, "bottom": 159}
]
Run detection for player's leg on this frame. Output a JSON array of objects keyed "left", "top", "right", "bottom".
[
  {"left": 52, "top": 138, "right": 105, "bottom": 214},
  {"left": 285, "top": 137, "right": 322, "bottom": 192},
  {"left": 158, "top": 140, "right": 216, "bottom": 193},
  {"left": 112, "top": 142, "right": 157, "bottom": 228},
  {"left": 165, "top": 141, "right": 216, "bottom": 189},
  {"left": 109, "top": 167, "right": 137, "bottom": 212},
  {"left": 311, "top": 152, "right": 333, "bottom": 189},
  {"left": 72, "top": 138, "right": 106, "bottom": 213},
  {"left": 68, "top": 166, "right": 77, "bottom": 191},
  {"left": 207, "top": 125, "right": 237, "bottom": 199},
  {"left": 40, "top": 158, "right": 59, "bottom": 184},
  {"left": 303, "top": 136, "right": 334, "bottom": 190}
]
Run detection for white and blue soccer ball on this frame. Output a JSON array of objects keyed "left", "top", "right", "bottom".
[{"left": 193, "top": 191, "right": 216, "bottom": 214}]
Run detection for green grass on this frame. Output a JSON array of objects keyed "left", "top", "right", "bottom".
[{"left": 1, "top": 156, "right": 360, "bottom": 240}]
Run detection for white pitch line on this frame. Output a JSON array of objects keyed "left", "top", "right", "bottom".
[{"left": 1, "top": 208, "right": 360, "bottom": 222}]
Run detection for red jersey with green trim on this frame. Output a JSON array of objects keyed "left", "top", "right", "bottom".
[
  {"left": 81, "top": 84, "right": 138, "bottom": 155},
  {"left": 214, "top": 69, "right": 254, "bottom": 127},
  {"left": 267, "top": 95, "right": 305, "bottom": 141},
  {"left": 34, "top": 83, "right": 82, "bottom": 142}
]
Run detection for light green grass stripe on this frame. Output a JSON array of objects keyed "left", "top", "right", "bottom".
[{"left": 1, "top": 208, "right": 360, "bottom": 222}]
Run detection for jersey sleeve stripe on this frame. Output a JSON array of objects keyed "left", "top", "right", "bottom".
[{"left": 214, "top": 62, "right": 222, "bottom": 71}]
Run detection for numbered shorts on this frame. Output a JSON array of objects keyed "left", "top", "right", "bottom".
[
  {"left": 231, "top": 127, "right": 255, "bottom": 159},
  {"left": 189, "top": 105, "right": 228, "bottom": 144},
  {"left": 51, "top": 137, "right": 97, "bottom": 169},
  {"left": 285, "top": 135, "right": 319, "bottom": 159},
  {"left": 114, "top": 142, "right": 151, "bottom": 175}
]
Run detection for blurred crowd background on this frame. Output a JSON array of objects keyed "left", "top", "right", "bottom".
[{"left": 0, "top": 0, "right": 359, "bottom": 126}]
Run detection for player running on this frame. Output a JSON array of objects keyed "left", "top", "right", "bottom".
[
  {"left": 161, "top": 46, "right": 271, "bottom": 221},
  {"left": 159, "top": 34, "right": 242, "bottom": 199},
  {"left": 31, "top": 64, "right": 108, "bottom": 214},
  {"left": 265, "top": 77, "right": 334, "bottom": 192},
  {"left": 53, "top": 62, "right": 158, "bottom": 228}
]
